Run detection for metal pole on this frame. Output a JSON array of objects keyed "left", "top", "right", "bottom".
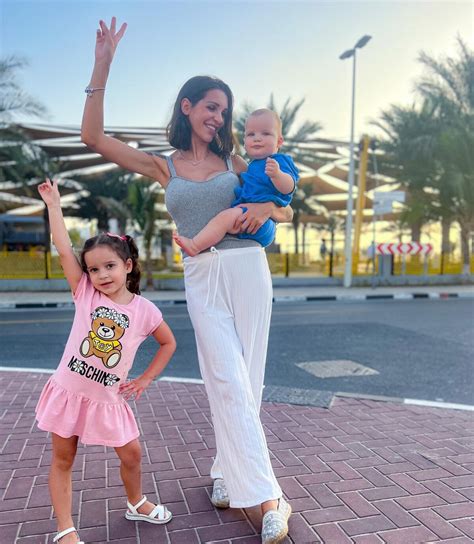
[
  {"left": 371, "top": 146, "right": 379, "bottom": 288},
  {"left": 329, "top": 229, "right": 335, "bottom": 277},
  {"left": 343, "top": 51, "right": 357, "bottom": 288}
]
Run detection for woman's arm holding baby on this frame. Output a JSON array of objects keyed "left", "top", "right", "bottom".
[{"left": 232, "top": 155, "right": 293, "bottom": 234}]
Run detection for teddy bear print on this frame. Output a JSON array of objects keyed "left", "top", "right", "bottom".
[{"left": 80, "top": 306, "right": 130, "bottom": 369}]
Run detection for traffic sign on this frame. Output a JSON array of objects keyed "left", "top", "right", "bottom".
[
  {"left": 376, "top": 242, "right": 433, "bottom": 256},
  {"left": 373, "top": 191, "right": 405, "bottom": 214}
]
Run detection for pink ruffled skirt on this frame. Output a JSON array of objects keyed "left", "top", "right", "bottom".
[{"left": 35, "top": 377, "right": 140, "bottom": 447}]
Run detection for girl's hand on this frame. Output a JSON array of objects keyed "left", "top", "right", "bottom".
[
  {"left": 37, "top": 178, "right": 60, "bottom": 207},
  {"left": 95, "top": 16, "right": 127, "bottom": 65},
  {"left": 119, "top": 375, "right": 153, "bottom": 401},
  {"left": 235, "top": 202, "right": 274, "bottom": 234},
  {"left": 265, "top": 157, "right": 280, "bottom": 179}
]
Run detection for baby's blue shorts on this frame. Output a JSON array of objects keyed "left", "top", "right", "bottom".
[{"left": 236, "top": 207, "right": 276, "bottom": 247}]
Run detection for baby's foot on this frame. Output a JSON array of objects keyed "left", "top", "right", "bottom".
[{"left": 173, "top": 234, "right": 201, "bottom": 257}]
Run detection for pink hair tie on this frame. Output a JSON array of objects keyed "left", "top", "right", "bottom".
[{"left": 106, "top": 232, "right": 127, "bottom": 241}]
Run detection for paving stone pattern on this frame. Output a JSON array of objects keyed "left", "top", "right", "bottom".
[{"left": 1, "top": 371, "right": 473, "bottom": 543}]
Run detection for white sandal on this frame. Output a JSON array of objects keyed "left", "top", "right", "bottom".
[
  {"left": 261, "top": 497, "right": 292, "bottom": 544},
  {"left": 52, "top": 527, "right": 84, "bottom": 543},
  {"left": 125, "top": 495, "right": 172, "bottom": 525},
  {"left": 211, "top": 478, "right": 230, "bottom": 509}
]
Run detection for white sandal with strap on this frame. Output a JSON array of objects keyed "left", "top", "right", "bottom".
[
  {"left": 125, "top": 495, "right": 172, "bottom": 525},
  {"left": 52, "top": 527, "right": 84, "bottom": 543}
]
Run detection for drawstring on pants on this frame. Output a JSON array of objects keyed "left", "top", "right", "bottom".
[{"left": 204, "top": 247, "right": 222, "bottom": 311}]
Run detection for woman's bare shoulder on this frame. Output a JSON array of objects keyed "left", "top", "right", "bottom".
[{"left": 231, "top": 154, "right": 248, "bottom": 174}]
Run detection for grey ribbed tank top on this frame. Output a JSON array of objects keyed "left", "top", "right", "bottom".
[{"left": 164, "top": 154, "right": 259, "bottom": 257}]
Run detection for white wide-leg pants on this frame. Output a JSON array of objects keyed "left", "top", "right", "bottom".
[{"left": 184, "top": 246, "right": 282, "bottom": 507}]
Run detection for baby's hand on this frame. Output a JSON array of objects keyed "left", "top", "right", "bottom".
[
  {"left": 265, "top": 157, "right": 280, "bottom": 179},
  {"left": 37, "top": 178, "right": 61, "bottom": 207},
  {"left": 119, "top": 375, "right": 153, "bottom": 401}
]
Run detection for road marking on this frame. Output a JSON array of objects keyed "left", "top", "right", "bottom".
[
  {"left": 297, "top": 360, "right": 379, "bottom": 379},
  {"left": 159, "top": 376, "right": 204, "bottom": 384},
  {"left": 335, "top": 391, "right": 474, "bottom": 412},
  {"left": 0, "top": 366, "right": 54, "bottom": 374},
  {"left": 0, "top": 318, "right": 69, "bottom": 325},
  {"left": 404, "top": 398, "right": 474, "bottom": 412}
]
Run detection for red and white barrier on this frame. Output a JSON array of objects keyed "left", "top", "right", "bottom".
[{"left": 376, "top": 243, "right": 433, "bottom": 256}]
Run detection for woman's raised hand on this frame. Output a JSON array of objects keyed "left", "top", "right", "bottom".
[
  {"left": 95, "top": 16, "right": 127, "bottom": 65},
  {"left": 38, "top": 178, "right": 61, "bottom": 208}
]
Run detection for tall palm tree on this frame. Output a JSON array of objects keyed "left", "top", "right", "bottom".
[
  {"left": 290, "top": 183, "right": 314, "bottom": 255},
  {"left": 0, "top": 55, "right": 50, "bottom": 185},
  {"left": 416, "top": 37, "right": 474, "bottom": 273},
  {"left": 372, "top": 103, "right": 440, "bottom": 242},
  {"left": 127, "top": 179, "right": 162, "bottom": 289},
  {"left": 72, "top": 169, "right": 131, "bottom": 231},
  {"left": 0, "top": 56, "right": 47, "bottom": 124}
]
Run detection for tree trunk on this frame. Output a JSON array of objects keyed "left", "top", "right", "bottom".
[
  {"left": 292, "top": 213, "right": 300, "bottom": 255},
  {"left": 161, "top": 230, "right": 173, "bottom": 267},
  {"left": 440, "top": 217, "right": 451, "bottom": 274},
  {"left": 119, "top": 216, "right": 127, "bottom": 234},
  {"left": 329, "top": 228, "right": 335, "bottom": 277},
  {"left": 411, "top": 222, "right": 421, "bottom": 242},
  {"left": 302, "top": 224, "right": 307, "bottom": 264},
  {"left": 459, "top": 221, "right": 472, "bottom": 275},
  {"left": 145, "top": 244, "right": 153, "bottom": 289},
  {"left": 97, "top": 212, "right": 109, "bottom": 232},
  {"left": 144, "top": 220, "right": 155, "bottom": 289}
]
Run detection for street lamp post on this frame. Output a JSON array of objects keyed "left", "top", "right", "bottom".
[{"left": 340, "top": 35, "right": 372, "bottom": 288}]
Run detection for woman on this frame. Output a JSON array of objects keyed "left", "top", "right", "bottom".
[{"left": 81, "top": 17, "right": 292, "bottom": 543}]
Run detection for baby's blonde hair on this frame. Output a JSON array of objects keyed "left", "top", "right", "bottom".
[{"left": 246, "top": 108, "right": 282, "bottom": 136}]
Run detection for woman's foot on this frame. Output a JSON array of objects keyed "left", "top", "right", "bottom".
[
  {"left": 211, "top": 478, "right": 230, "bottom": 508},
  {"left": 53, "top": 528, "right": 82, "bottom": 544},
  {"left": 58, "top": 535, "right": 79, "bottom": 544},
  {"left": 173, "top": 233, "right": 201, "bottom": 256},
  {"left": 261, "top": 497, "right": 292, "bottom": 544}
]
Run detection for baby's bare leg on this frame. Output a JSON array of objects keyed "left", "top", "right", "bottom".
[{"left": 174, "top": 208, "right": 243, "bottom": 256}]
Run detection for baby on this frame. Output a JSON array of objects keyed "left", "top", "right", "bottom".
[{"left": 173, "top": 108, "right": 299, "bottom": 256}]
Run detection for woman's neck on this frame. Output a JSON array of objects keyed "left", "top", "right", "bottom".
[{"left": 185, "top": 138, "right": 211, "bottom": 161}]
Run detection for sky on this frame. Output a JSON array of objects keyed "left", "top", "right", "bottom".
[{"left": 0, "top": 0, "right": 472, "bottom": 141}]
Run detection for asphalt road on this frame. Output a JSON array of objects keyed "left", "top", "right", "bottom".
[{"left": 1, "top": 298, "right": 472, "bottom": 404}]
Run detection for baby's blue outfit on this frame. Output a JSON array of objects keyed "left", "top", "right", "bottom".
[{"left": 232, "top": 153, "right": 299, "bottom": 247}]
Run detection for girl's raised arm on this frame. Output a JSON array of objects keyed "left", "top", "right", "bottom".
[
  {"left": 38, "top": 179, "right": 83, "bottom": 293},
  {"left": 81, "top": 17, "right": 168, "bottom": 186}
]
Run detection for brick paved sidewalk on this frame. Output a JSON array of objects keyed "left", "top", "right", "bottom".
[{"left": 1, "top": 371, "right": 473, "bottom": 544}]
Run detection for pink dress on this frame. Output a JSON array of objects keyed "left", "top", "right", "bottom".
[{"left": 35, "top": 274, "right": 163, "bottom": 447}]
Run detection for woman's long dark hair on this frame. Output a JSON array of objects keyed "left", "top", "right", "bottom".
[
  {"left": 80, "top": 233, "right": 141, "bottom": 295},
  {"left": 167, "top": 75, "right": 234, "bottom": 157}
]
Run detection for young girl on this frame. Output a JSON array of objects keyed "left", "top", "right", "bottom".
[{"left": 35, "top": 178, "right": 176, "bottom": 544}]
